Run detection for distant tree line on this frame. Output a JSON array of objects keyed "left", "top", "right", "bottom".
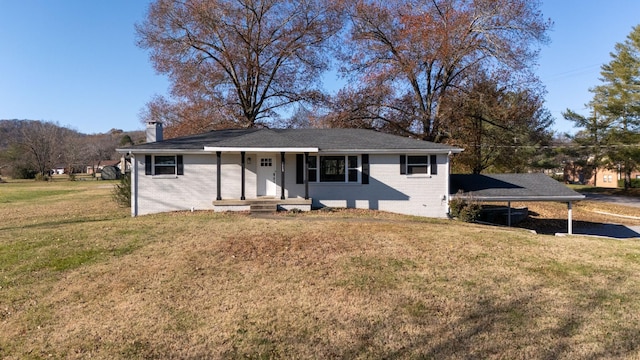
[{"left": 0, "top": 120, "right": 143, "bottom": 180}]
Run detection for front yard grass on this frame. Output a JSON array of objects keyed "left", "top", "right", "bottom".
[{"left": 1, "top": 179, "right": 640, "bottom": 358}]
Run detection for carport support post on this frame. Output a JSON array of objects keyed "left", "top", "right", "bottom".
[
  {"left": 568, "top": 201, "right": 573, "bottom": 235},
  {"left": 507, "top": 201, "right": 512, "bottom": 227}
]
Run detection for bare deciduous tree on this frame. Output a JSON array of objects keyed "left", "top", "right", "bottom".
[
  {"left": 19, "top": 121, "right": 65, "bottom": 177},
  {"left": 84, "top": 134, "right": 117, "bottom": 177},
  {"left": 137, "top": 0, "right": 344, "bottom": 137},
  {"left": 328, "top": 0, "right": 551, "bottom": 142}
]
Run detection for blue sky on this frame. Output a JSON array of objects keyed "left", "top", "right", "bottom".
[{"left": 0, "top": 1, "right": 639, "bottom": 135}]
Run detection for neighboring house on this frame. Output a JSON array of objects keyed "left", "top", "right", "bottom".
[
  {"left": 564, "top": 162, "right": 640, "bottom": 188},
  {"left": 52, "top": 165, "right": 66, "bottom": 175},
  {"left": 86, "top": 159, "right": 123, "bottom": 175},
  {"left": 117, "top": 123, "right": 463, "bottom": 217}
]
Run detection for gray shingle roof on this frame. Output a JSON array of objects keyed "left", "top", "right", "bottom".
[
  {"left": 450, "top": 173, "right": 585, "bottom": 201},
  {"left": 119, "top": 128, "right": 462, "bottom": 153}
]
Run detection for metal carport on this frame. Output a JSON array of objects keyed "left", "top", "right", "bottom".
[{"left": 450, "top": 173, "right": 586, "bottom": 234}]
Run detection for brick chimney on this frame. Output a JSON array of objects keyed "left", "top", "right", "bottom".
[{"left": 146, "top": 121, "right": 163, "bottom": 143}]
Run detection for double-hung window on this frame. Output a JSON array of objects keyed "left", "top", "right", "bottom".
[
  {"left": 297, "top": 155, "right": 361, "bottom": 183},
  {"left": 307, "top": 155, "right": 318, "bottom": 182},
  {"left": 145, "top": 155, "right": 184, "bottom": 176},
  {"left": 317, "top": 155, "right": 359, "bottom": 182},
  {"left": 347, "top": 156, "right": 358, "bottom": 182},
  {"left": 400, "top": 155, "right": 437, "bottom": 175},
  {"left": 320, "top": 156, "right": 345, "bottom": 182}
]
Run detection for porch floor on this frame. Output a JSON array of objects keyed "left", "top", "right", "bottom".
[{"left": 212, "top": 197, "right": 312, "bottom": 206}]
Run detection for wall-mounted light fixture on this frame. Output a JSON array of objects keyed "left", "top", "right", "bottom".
[{"left": 247, "top": 157, "right": 252, "bottom": 164}]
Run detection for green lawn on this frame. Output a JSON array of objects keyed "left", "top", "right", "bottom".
[{"left": 1, "top": 179, "right": 640, "bottom": 359}]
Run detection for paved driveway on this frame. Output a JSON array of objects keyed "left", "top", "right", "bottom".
[
  {"left": 572, "top": 193, "right": 640, "bottom": 239},
  {"left": 572, "top": 224, "right": 640, "bottom": 239},
  {"left": 582, "top": 193, "right": 640, "bottom": 208}
]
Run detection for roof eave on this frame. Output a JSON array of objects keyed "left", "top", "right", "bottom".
[
  {"left": 320, "top": 148, "right": 464, "bottom": 154},
  {"left": 203, "top": 146, "right": 319, "bottom": 153},
  {"left": 116, "top": 148, "right": 208, "bottom": 155}
]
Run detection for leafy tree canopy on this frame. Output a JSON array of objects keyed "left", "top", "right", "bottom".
[{"left": 567, "top": 24, "right": 640, "bottom": 189}]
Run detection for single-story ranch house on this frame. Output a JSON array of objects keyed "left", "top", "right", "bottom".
[{"left": 117, "top": 122, "right": 463, "bottom": 217}]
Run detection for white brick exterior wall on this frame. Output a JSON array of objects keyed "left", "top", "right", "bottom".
[
  {"left": 133, "top": 154, "right": 216, "bottom": 215},
  {"left": 132, "top": 152, "right": 450, "bottom": 218},
  {"left": 284, "top": 153, "right": 450, "bottom": 218}
]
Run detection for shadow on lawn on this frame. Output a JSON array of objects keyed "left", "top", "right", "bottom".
[
  {"left": 422, "top": 287, "right": 638, "bottom": 358},
  {"left": 517, "top": 218, "right": 640, "bottom": 239},
  {"left": 346, "top": 283, "right": 640, "bottom": 359},
  {"left": 0, "top": 215, "right": 125, "bottom": 232}
]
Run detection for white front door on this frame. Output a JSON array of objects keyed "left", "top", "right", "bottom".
[{"left": 257, "top": 157, "right": 277, "bottom": 196}]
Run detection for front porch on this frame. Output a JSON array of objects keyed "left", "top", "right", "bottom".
[
  {"left": 212, "top": 150, "right": 315, "bottom": 202},
  {"left": 212, "top": 197, "right": 313, "bottom": 214}
]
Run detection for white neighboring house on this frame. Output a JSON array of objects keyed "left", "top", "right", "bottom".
[
  {"left": 52, "top": 165, "right": 66, "bottom": 175},
  {"left": 117, "top": 123, "right": 463, "bottom": 217}
]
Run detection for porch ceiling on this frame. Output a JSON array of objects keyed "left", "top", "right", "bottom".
[{"left": 203, "top": 146, "right": 318, "bottom": 153}]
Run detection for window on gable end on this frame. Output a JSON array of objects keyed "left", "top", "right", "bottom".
[
  {"left": 400, "top": 155, "right": 437, "bottom": 175},
  {"left": 407, "top": 155, "right": 428, "bottom": 174}
]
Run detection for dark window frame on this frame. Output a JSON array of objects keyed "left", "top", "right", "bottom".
[
  {"left": 400, "top": 154, "right": 437, "bottom": 176},
  {"left": 301, "top": 155, "right": 362, "bottom": 183},
  {"left": 319, "top": 156, "right": 346, "bottom": 182},
  {"left": 308, "top": 155, "right": 318, "bottom": 182},
  {"left": 144, "top": 155, "right": 184, "bottom": 176}
]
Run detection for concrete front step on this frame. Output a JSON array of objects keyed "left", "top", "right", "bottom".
[
  {"left": 250, "top": 202, "right": 278, "bottom": 214},
  {"left": 212, "top": 198, "right": 312, "bottom": 214},
  {"left": 250, "top": 204, "right": 277, "bottom": 210}
]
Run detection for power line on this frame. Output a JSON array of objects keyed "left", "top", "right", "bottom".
[{"left": 463, "top": 143, "right": 640, "bottom": 149}]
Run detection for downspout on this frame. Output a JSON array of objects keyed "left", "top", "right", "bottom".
[{"left": 280, "top": 152, "right": 286, "bottom": 200}]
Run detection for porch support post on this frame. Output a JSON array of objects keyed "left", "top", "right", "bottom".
[
  {"left": 280, "top": 152, "right": 286, "bottom": 200},
  {"left": 568, "top": 201, "right": 573, "bottom": 235},
  {"left": 132, "top": 154, "right": 138, "bottom": 216},
  {"left": 216, "top": 151, "right": 222, "bottom": 201},
  {"left": 507, "top": 201, "right": 512, "bottom": 227},
  {"left": 304, "top": 152, "right": 309, "bottom": 200},
  {"left": 240, "top": 151, "right": 246, "bottom": 200}
]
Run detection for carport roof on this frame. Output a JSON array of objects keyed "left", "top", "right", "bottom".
[{"left": 450, "top": 173, "right": 585, "bottom": 202}]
